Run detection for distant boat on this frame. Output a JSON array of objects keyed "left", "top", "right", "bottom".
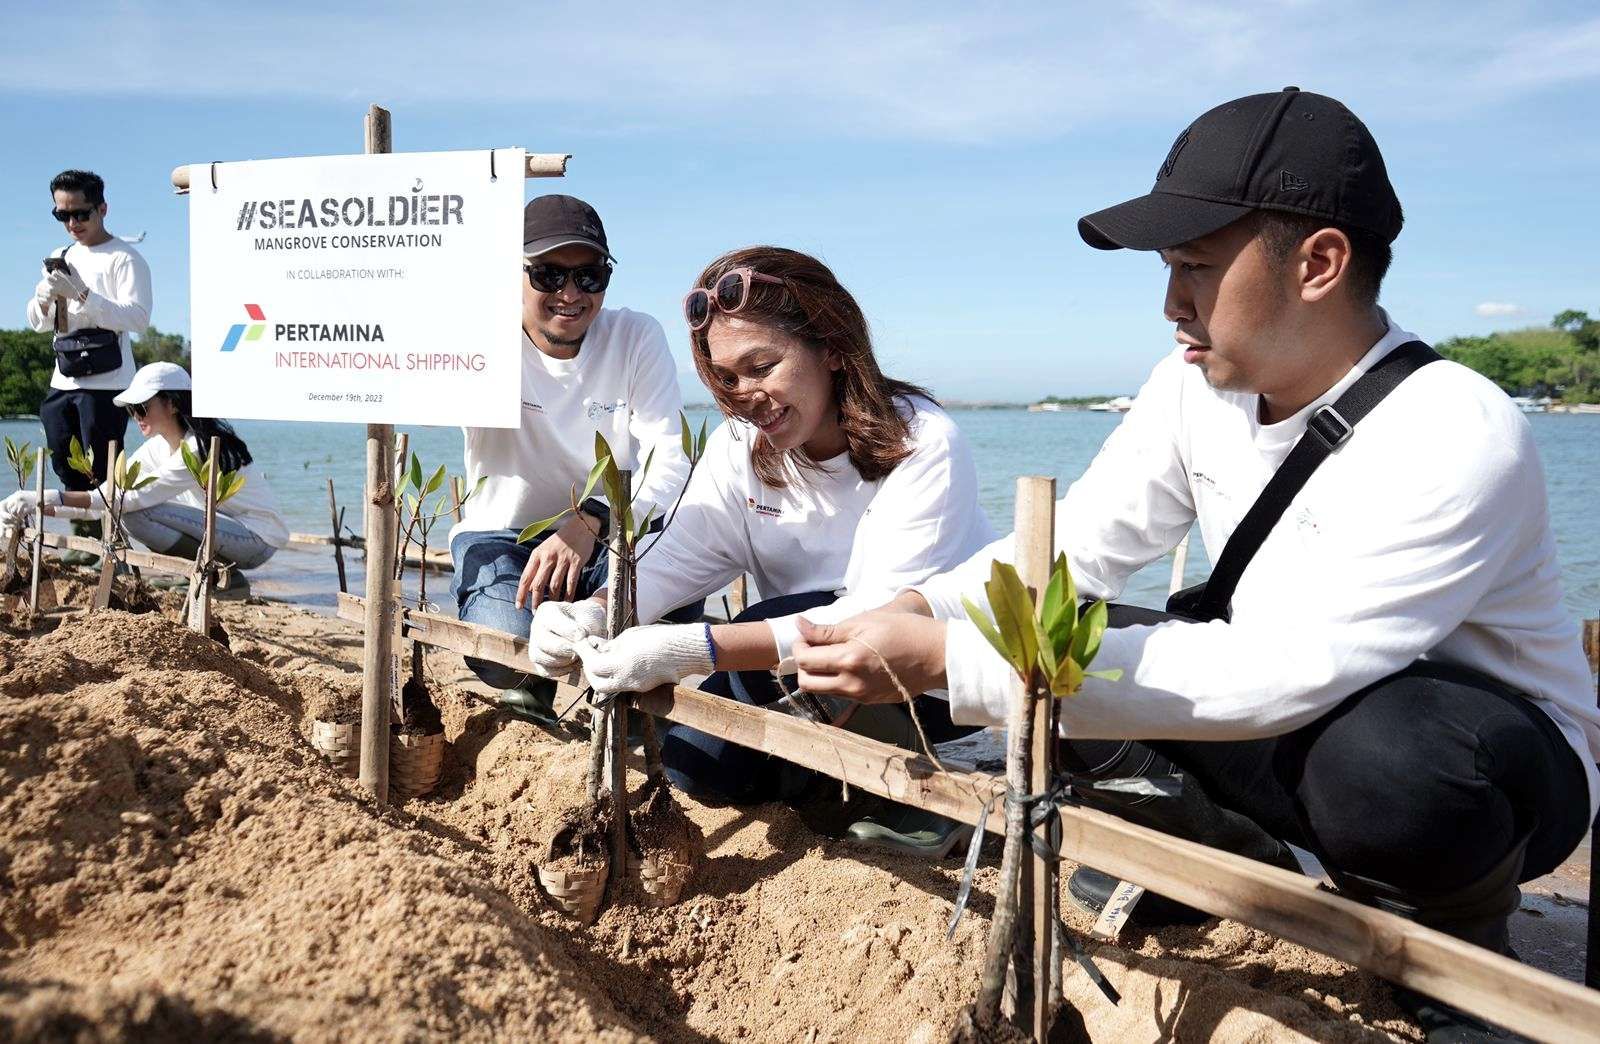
[
  {"left": 1570, "top": 403, "right": 1600, "bottom": 415},
  {"left": 1028, "top": 402, "right": 1065, "bottom": 413},
  {"left": 1088, "top": 395, "right": 1135, "bottom": 413},
  {"left": 1511, "top": 396, "right": 1552, "bottom": 413}
]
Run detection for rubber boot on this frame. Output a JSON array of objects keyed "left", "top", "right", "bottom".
[
  {"left": 1329, "top": 834, "right": 1532, "bottom": 1043},
  {"left": 1065, "top": 741, "right": 1302, "bottom": 926},
  {"left": 61, "top": 518, "right": 101, "bottom": 567},
  {"left": 835, "top": 701, "right": 972, "bottom": 858}
]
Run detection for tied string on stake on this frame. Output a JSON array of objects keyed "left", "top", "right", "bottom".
[{"left": 944, "top": 772, "right": 1183, "bottom": 1007}]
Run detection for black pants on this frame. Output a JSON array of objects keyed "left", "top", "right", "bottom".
[
  {"left": 39, "top": 388, "right": 128, "bottom": 490},
  {"left": 661, "top": 590, "right": 979, "bottom": 804},
  {"left": 1060, "top": 604, "right": 1592, "bottom": 893}
]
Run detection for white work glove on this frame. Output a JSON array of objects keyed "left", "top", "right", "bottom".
[
  {"left": 34, "top": 275, "right": 56, "bottom": 306},
  {"left": 576, "top": 623, "right": 715, "bottom": 695},
  {"left": 1, "top": 490, "right": 54, "bottom": 525},
  {"left": 45, "top": 267, "right": 89, "bottom": 303},
  {"left": 527, "top": 598, "right": 608, "bottom": 677}
]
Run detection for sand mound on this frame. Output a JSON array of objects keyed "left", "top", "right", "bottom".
[
  {"left": 0, "top": 606, "right": 1422, "bottom": 1042},
  {"left": 0, "top": 611, "right": 640, "bottom": 1041}
]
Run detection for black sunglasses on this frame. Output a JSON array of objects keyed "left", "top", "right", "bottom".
[
  {"left": 525, "top": 261, "right": 612, "bottom": 295},
  {"left": 52, "top": 206, "right": 96, "bottom": 224}
]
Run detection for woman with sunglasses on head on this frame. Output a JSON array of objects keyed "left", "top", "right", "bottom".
[
  {"left": 0, "top": 362, "right": 288, "bottom": 577},
  {"left": 529, "top": 246, "right": 996, "bottom": 855}
]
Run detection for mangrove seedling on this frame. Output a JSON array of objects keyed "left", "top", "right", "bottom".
[
  {"left": 5, "top": 436, "right": 36, "bottom": 491},
  {"left": 961, "top": 554, "right": 1121, "bottom": 1028}
]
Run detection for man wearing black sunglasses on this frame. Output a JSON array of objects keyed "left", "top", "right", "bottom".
[
  {"left": 450, "top": 194, "right": 699, "bottom": 720},
  {"left": 24, "top": 169, "right": 152, "bottom": 560}
]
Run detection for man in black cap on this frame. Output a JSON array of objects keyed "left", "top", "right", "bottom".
[
  {"left": 449, "top": 194, "right": 699, "bottom": 720},
  {"left": 793, "top": 88, "right": 1596, "bottom": 1040}
]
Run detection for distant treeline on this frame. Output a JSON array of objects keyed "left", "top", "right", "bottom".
[
  {"left": 1438, "top": 309, "right": 1599, "bottom": 404},
  {"left": 0, "top": 327, "right": 187, "bottom": 417}
]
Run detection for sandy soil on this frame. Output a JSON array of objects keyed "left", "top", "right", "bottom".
[{"left": 0, "top": 593, "right": 1588, "bottom": 1042}]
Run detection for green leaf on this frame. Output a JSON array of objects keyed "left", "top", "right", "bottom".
[
  {"left": 1049, "top": 655, "right": 1086, "bottom": 698},
  {"left": 181, "top": 443, "right": 205, "bottom": 486},
  {"left": 132, "top": 476, "right": 159, "bottom": 492},
  {"left": 1071, "top": 599, "right": 1109, "bottom": 668},
  {"left": 632, "top": 504, "right": 656, "bottom": 543},
  {"left": 226, "top": 473, "right": 247, "bottom": 503},
  {"left": 982, "top": 564, "right": 1033, "bottom": 677},
  {"left": 405, "top": 491, "right": 419, "bottom": 516},
  {"left": 113, "top": 450, "right": 129, "bottom": 489},
  {"left": 67, "top": 436, "right": 93, "bottom": 479},
  {"left": 680, "top": 411, "right": 692, "bottom": 461},
  {"left": 637, "top": 445, "right": 655, "bottom": 487},
  {"left": 962, "top": 597, "right": 1013, "bottom": 669},
  {"left": 696, "top": 417, "right": 709, "bottom": 458},
  {"left": 579, "top": 455, "right": 609, "bottom": 504},
  {"left": 407, "top": 452, "right": 422, "bottom": 491},
  {"left": 517, "top": 510, "right": 569, "bottom": 544},
  {"left": 423, "top": 463, "right": 446, "bottom": 499},
  {"left": 1084, "top": 668, "right": 1123, "bottom": 682}
]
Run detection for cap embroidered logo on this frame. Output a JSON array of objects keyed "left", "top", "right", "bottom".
[
  {"left": 1159, "top": 130, "right": 1190, "bottom": 180},
  {"left": 1281, "top": 170, "right": 1310, "bottom": 192}
]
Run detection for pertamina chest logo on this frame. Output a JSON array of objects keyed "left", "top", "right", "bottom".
[{"left": 746, "top": 496, "right": 782, "bottom": 519}]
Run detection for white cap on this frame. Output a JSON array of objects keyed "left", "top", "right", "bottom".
[{"left": 113, "top": 362, "right": 192, "bottom": 406}]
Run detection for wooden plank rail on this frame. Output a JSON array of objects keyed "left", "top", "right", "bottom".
[
  {"left": 24, "top": 528, "right": 217, "bottom": 581},
  {"left": 332, "top": 592, "right": 1600, "bottom": 1044},
  {"left": 287, "top": 531, "right": 452, "bottom": 571}
]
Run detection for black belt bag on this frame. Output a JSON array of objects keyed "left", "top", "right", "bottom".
[
  {"left": 53, "top": 327, "right": 123, "bottom": 379},
  {"left": 1166, "top": 340, "right": 1442, "bottom": 623}
]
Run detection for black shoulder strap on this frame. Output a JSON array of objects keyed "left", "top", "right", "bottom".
[{"left": 1191, "top": 340, "right": 1442, "bottom": 622}]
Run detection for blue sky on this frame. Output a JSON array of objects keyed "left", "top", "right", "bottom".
[{"left": 3, "top": 0, "right": 1596, "bottom": 402}]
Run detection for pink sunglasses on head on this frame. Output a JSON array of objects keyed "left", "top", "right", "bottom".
[{"left": 683, "top": 268, "right": 785, "bottom": 331}]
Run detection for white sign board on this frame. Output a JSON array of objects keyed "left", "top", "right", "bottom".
[{"left": 189, "top": 148, "right": 524, "bottom": 427}]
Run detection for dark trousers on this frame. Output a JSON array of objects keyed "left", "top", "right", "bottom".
[
  {"left": 661, "top": 590, "right": 979, "bottom": 804},
  {"left": 1061, "top": 604, "right": 1592, "bottom": 893},
  {"left": 449, "top": 525, "right": 705, "bottom": 691},
  {"left": 39, "top": 388, "right": 128, "bottom": 489}
]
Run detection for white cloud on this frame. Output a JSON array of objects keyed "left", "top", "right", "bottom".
[
  {"left": 1475, "top": 301, "right": 1525, "bottom": 317},
  {"left": 0, "top": 2, "right": 1593, "bottom": 142}
]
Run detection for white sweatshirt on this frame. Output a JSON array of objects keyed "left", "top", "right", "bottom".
[
  {"left": 94, "top": 433, "right": 290, "bottom": 549},
  {"left": 918, "top": 315, "right": 1600, "bottom": 821},
  {"left": 634, "top": 397, "right": 996, "bottom": 663},
  {"left": 24, "top": 238, "right": 153, "bottom": 392},
  {"left": 452, "top": 308, "right": 690, "bottom": 542}
]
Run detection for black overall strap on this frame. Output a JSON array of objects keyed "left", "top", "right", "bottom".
[{"left": 1191, "top": 339, "right": 1442, "bottom": 622}]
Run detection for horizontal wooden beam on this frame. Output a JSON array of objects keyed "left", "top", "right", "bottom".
[
  {"left": 26, "top": 528, "right": 207, "bottom": 579},
  {"left": 289, "top": 532, "right": 451, "bottom": 571},
  {"left": 335, "top": 593, "right": 1600, "bottom": 1044},
  {"left": 170, "top": 152, "right": 569, "bottom": 193}
]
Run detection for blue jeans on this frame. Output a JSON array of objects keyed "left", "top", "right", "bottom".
[
  {"left": 661, "top": 590, "right": 978, "bottom": 804},
  {"left": 123, "top": 502, "right": 276, "bottom": 570},
  {"left": 449, "top": 526, "right": 705, "bottom": 691}
]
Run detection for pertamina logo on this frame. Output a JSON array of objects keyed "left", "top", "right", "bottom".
[
  {"left": 746, "top": 496, "right": 782, "bottom": 519},
  {"left": 221, "top": 304, "right": 267, "bottom": 352}
]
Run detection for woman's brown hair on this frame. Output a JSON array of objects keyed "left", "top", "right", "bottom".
[{"left": 688, "top": 246, "right": 933, "bottom": 489}]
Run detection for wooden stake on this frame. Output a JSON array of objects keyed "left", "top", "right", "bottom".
[
  {"left": 91, "top": 440, "right": 118, "bottom": 611},
  {"left": 358, "top": 102, "right": 396, "bottom": 804},
  {"left": 328, "top": 478, "right": 348, "bottom": 594},
  {"left": 169, "top": 151, "right": 571, "bottom": 192},
  {"left": 730, "top": 574, "right": 748, "bottom": 617},
  {"left": 451, "top": 476, "right": 464, "bottom": 524},
  {"left": 604, "top": 470, "right": 633, "bottom": 902},
  {"left": 186, "top": 436, "right": 220, "bottom": 635},
  {"left": 28, "top": 447, "right": 46, "bottom": 612},
  {"left": 1019, "top": 477, "right": 1057, "bottom": 1041}
]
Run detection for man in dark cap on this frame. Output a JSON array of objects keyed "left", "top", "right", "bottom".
[
  {"left": 794, "top": 89, "right": 1596, "bottom": 1041},
  {"left": 449, "top": 194, "right": 698, "bottom": 720}
]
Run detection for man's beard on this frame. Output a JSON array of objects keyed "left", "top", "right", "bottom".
[{"left": 537, "top": 322, "right": 587, "bottom": 350}]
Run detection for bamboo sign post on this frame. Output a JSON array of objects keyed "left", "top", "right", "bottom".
[{"left": 1018, "top": 478, "right": 1057, "bottom": 1041}]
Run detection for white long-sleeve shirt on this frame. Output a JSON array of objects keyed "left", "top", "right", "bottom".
[
  {"left": 634, "top": 396, "right": 996, "bottom": 663},
  {"left": 25, "top": 238, "right": 152, "bottom": 392},
  {"left": 92, "top": 433, "right": 289, "bottom": 548},
  {"left": 451, "top": 308, "right": 690, "bottom": 541},
  {"left": 918, "top": 315, "right": 1600, "bottom": 821}
]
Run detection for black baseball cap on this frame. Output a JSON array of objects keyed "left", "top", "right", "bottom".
[
  {"left": 523, "top": 194, "right": 614, "bottom": 262},
  {"left": 1079, "top": 87, "right": 1402, "bottom": 252}
]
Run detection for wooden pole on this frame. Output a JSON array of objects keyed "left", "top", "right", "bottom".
[
  {"left": 91, "top": 440, "right": 118, "bottom": 611},
  {"left": 327, "top": 478, "right": 348, "bottom": 594},
  {"left": 28, "top": 447, "right": 46, "bottom": 611},
  {"left": 1018, "top": 478, "right": 1057, "bottom": 1041},
  {"left": 730, "top": 574, "right": 748, "bottom": 617},
  {"left": 604, "top": 470, "right": 633, "bottom": 901},
  {"left": 358, "top": 103, "right": 397, "bottom": 804},
  {"left": 332, "top": 592, "right": 1600, "bottom": 1044},
  {"left": 1587, "top": 653, "right": 1598, "bottom": 990},
  {"left": 169, "top": 152, "right": 570, "bottom": 192},
  {"left": 187, "top": 436, "right": 220, "bottom": 635}
]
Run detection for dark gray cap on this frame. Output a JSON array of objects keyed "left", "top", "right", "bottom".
[{"left": 523, "top": 194, "right": 614, "bottom": 262}]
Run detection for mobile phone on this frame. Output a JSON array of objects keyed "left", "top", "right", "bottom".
[{"left": 43, "top": 257, "right": 69, "bottom": 274}]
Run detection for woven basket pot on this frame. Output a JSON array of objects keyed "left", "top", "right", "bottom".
[
  {"left": 537, "top": 862, "right": 609, "bottom": 923},
  {"left": 389, "top": 727, "right": 445, "bottom": 800},
  {"left": 310, "top": 720, "right": 360, "bottom": 778},
  {"left": 631, "top": 851, "right": 696, "bottom": 908}
]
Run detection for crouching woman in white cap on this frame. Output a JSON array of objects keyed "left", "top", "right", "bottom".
[{"left": 0, "top": 362, "right": 289, "bottom": 572}]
